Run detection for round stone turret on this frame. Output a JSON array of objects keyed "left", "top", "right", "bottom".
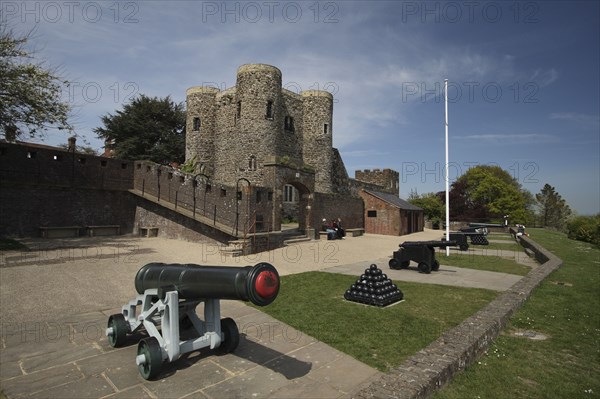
[
  {"left": 301, "top": 90, "right": 333, "bottom": 193},
  {"left": 214, "top": 64, "right": 283, "bottom": 185},
  {"left": 186, "top": 86, "right": 220, "bottom": 172}
]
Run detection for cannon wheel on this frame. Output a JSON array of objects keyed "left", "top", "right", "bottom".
[
  {"left": 460, "top": 243, "right": 469, "bottom": 251},
  {"left": 389, "top": 258, "right": 400, "bottom": 269},
  {"left": 137, "top": 337, "right": 163, "bottom": 380},
  {"left": 432, "top": 260, "right": 440, "bottom": 272},
  {"left": 107, "top": 314, "right": 128, "bottom": 348},
  {"left": 216, "top": 318, "right": 240, "bottom": 355},
  {"left": 418, "top": 262, "right": 432, "bottom": 274}
]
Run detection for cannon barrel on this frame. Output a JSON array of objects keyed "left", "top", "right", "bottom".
[{"left": 134, "top": 262, "right": 280, "bottom": 306}]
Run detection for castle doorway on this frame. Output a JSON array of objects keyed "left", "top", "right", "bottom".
[{"left": 279, "top": 181, "right": 311, "bottom": 234}]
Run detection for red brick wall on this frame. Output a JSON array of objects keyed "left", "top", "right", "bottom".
[{"left": 360, "top": 191, "right": 402, "bottom": 235}]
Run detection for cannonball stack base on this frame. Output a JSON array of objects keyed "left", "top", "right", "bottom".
[{"left": 344, "top": 264, "right": 403, "bottom": 307}]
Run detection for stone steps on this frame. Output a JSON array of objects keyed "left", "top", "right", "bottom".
[{"left": 283, "top": 236, "right": 312, "bottom": 246}]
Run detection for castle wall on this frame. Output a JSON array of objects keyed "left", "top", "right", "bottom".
[
  {"left": 311, "top": 193, "right": 364, "bottom": 234},
  {"left": 0, "top": 142, "right": 136, "bottom": 237},
  {"left": 301, "top": 90, "right": 334, "bottom": 193},
  {"left": 278, "top": 90, "right": 304, "bottom": 166},
  {"left": 185, "top": 65, "right": 335, "bottom": 195},
  {"left": 354, "top": 168, "right": 399, "bottom": 195},
  {"left": 133, "top": 161, "right": 274, "bottom": 235},
  {"left": 213, "top": 64, "right": 283, "bottom": 187},
  {"left": 331, "top": 148, "right": 351, "bottom": 195}
]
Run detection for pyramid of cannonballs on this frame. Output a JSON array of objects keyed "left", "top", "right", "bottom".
[{"left": 344, "top": 264, "right": 403, "bottom": 307}]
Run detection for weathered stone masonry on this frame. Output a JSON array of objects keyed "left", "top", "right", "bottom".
[{"left": 184, "top": 64, "right": 409, "bottom": 237}]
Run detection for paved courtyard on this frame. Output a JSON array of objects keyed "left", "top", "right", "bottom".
[{"left": 0, "top": 231, "right": 532, "bottom": 398}]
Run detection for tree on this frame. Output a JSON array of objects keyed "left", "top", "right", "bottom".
[
  {"left": 449, "top": 165, "right": 534, "bottom": 224},
  {"left": 409, "top": 192, "right": 445, "bottom": 226},
  {"left": 0, "top": 26, "right": 73, "bottom": 139},
  {"left": 535, "top": 184, "right": 572, "bottom": 229},
  {"left": 95, "top": 95, "right": 186, "bottom": 164}
]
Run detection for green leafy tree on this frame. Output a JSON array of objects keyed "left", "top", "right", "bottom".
[
  {"left": 409, "top": 192, "right": 445, "bottom": 226},
  {"left": 0, "top": 27, "right": 73, "bottom": 139},
  {"left": 95, "top": 95, "right": 186, "bottom": 164},
  {"left": 535, "top": 184, "right": 572, "bottom": 229},
  {"left": 450, "top": 165, "right": 534, "bottom": 223}
]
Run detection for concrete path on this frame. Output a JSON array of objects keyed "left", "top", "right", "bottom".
[
  {"left": 322, "top": 257, "right": 523, "bottom": 292},
  {"left": 0, "top": 230, "right": 530, "bottom": 398}
]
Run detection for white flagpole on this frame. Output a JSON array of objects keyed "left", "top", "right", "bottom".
[{"left": 445, "top": 79, "right": 450, "bottom": 256}]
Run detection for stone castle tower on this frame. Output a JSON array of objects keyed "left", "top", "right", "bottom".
[{"left": 186, "top": 64, "right": 334, "bottom": 193}]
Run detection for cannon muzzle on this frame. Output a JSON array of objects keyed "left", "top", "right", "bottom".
[{"left": 134, "top": 262, "right": 280, "bottom": 306}]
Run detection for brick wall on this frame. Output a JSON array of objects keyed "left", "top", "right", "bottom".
[
  {"left": 360, "top": 191, "right": 402, "bottom": 235},
  {"left": 0, "top": 142, "right": 135, "bottom": 237},
  {"left": 0, "top": 142, "right": 133, "bottom": 191}
]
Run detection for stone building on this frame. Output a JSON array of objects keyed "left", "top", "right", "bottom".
[
  {"left": 184, "top": 63, "right": 421, "bottom": 237},
  {"left": 0, "top": 64, "right": 421, "bottom": 250},
  {"left": 186, "top": 64, "right": 333, "bottom": 193}
]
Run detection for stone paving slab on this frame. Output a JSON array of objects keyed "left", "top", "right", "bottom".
[
  {"left": 0, "top": 302, "right": 380, "bottom": 399},
  {"left": 0, "top": 232, "right": 530, "bottom": 398}
]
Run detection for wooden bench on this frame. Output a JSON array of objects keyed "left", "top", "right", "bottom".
[
  {"left": 86, "top": 225, "right": 120, "bottom": 237},
  {"left": 39, "top": 226, "right": 81, "bottom": 238},
  {"left": 139, "top": 226, "right": 159, "bottom": 238}
]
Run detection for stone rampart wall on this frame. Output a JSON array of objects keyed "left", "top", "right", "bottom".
[{"left": 133, "top": 161, "right": 274, "bottom": 234}]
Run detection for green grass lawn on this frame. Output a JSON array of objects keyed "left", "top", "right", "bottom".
[
  {"left": 433, "top": 229, "right": 600, "bottom": 399},
  {"left": 257, "top": 271, "right": 497, "bottom": 371},
  {"left": 483, "top": 241, "right": 524, "bottom": 251},
  {"left": 435, "top": 252, "right": 531, "bottom": 276}
]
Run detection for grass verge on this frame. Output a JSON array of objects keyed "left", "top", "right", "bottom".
[
  {"left": 433, "top": 228, "right": 600, "bottom": 399},
  {"left": 435, "top": 252, "right": 531, "bottom": 276},
  {"left": 256, "top": 271, "right": 497, "bottom": 371}
]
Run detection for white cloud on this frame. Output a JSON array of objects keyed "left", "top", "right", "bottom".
[
  {"left": 549, "top": 112, "right": 600, "bottom": 130},
  {"left": 454, "top": 134, "right": 558, "bottom": 144}
]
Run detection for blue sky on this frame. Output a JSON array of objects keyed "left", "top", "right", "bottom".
[{"left": 3, "top": 1, "right": 599, "bottom": 214}]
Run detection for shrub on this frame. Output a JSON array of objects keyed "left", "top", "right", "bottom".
[{"left": 567, "top": 214, "right": 600, "bottom": 246}]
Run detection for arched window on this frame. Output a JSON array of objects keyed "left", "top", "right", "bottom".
[{"left": 192, "top": 117, "right": 201, "bottom": 131}]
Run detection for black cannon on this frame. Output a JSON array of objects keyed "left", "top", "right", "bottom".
[
  {"left": 106, "top": 262, "right": 280, "bottom": 380},
  {"left": 389, "top": 240, "right": 456, "bottom": 274}
]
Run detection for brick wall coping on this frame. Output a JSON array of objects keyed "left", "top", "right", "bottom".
[{"left": 352, "top": 229, "right": 563, "bottom": 398}]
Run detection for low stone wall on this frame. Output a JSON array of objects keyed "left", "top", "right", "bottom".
[{"left": 353, "top": 231, "right": 562, "bottom": 399}]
